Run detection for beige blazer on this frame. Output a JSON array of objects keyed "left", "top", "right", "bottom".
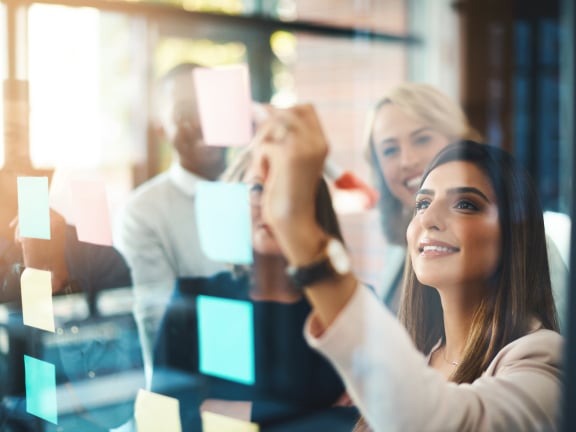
[{"left": 305, "top": 285, "right": 563, "bottom": 432}]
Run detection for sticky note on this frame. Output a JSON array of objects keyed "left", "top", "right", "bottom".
[
  {"left": 193, "top": 64, "right": 253, "bottom": 146},
  {"left": 17, "top": 177, "right": 51, "bottom": 239},
  {"left": 20, "top": 268, "right": 55, "bottom": 332},
  {"left": 195, "top": 181, "right": 253, "bottom": 265},
  {"left": 135, "top": 389, "right": 182, "bottom": 432},
  {"left": 24, "top": 355, "right": 58, "bottom": 424},
  {"left": 197, "top": 295, "right": 255, "bottom": 385},
  {"left": 202, "top": 411, "right": 259, "bottom": 432},
  {"left": 69, "top": 179, "right": 112, "bottom": 246}
]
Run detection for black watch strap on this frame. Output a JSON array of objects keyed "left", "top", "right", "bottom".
[{"left": 286, "top": 258, "right": 335, "bottom": 289}]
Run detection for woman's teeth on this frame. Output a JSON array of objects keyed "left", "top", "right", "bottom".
[{"left": 423, "top": 245, "right": 453, "bottom": 252}]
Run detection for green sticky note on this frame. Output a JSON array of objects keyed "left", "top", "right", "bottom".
[
  {"left": 197, "top": 295, "right": 255, "bottom": 385},
  {"left": 24, "top": 355, "right": 58, "bottom": 424},
  {"left": 17, "top": 177, "right": 51, "bottom": 240},
  {"left": 195, "top": 181, "right": 253, "bottom": 265}
]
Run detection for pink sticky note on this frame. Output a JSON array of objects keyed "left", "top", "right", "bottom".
[
  {"left": 193, "top": 64, "right": 253, "bottom": 147},
  {"left": 69, "top": 180, "right": 112, "bottom": 246}
]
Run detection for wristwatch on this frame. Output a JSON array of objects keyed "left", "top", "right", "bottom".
[{"left": 285, "top": 237, "right": 351, "bottom": 288}]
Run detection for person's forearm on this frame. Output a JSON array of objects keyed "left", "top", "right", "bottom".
[
  {"left": 275, "top": 220, "right": 358, "bottom": 330},
  {"left": 303, "top": 273, "right": 358, "bottom": 332}
]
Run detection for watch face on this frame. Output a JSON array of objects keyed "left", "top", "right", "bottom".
[{"left": 327, "top": 238, "right": 351, "bottom": 274}]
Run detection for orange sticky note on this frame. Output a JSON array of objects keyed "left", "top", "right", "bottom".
[
  {"left": 20, "top": 268, "right": 55, "bottom": 332},
  {"left": 193, "top": 64, "right": 253, "bottom": 147},
  {"left": 69, "top": 179, "right": 112, "bottom": 246},
  {"left": 201, "top": 411, "right": 259, "bottom": 432}
]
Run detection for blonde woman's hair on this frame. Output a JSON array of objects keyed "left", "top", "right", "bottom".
[
  {"left": 366, "top": 83, "right": 482, "bottom": 245},
  {"left": 219, "top": 145, "right": 254, "bottom": 183}
]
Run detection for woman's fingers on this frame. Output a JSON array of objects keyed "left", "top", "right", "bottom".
[{"left": 251, "top": 105, "right": 327, "bottom": 232}]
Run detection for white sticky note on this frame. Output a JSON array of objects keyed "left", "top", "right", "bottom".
[
  {"left": 135, "top": 389, "right": 182, "bottom": 432},
  {"left": 201, "top": 411, "right": 259, "bottom": 432},
  {"left": 20, "top": 268, "right": 55, "bottom": 332},
  {"left": 193, "top": 64, "right": 253, "bottom": 147},
  {"left": 195, "top": 181, "right": 253, "bottom": 265}
]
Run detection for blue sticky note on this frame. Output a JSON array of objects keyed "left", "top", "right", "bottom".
[
  {"left": 17, "top": 177, "right": 51, "bottom": 240},
  {"left": 195, "top": 181, "right": 253, "bottom": 265},
  {"left": 24, "top": 355, "right": 58, "bottom": 424},
  {"left": 197, "top": 295, "right": 255, "bottom": 385}
]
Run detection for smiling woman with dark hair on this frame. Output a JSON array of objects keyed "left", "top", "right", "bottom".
[
  {"left": 399, "top": 141, "right": 558, "bottom": 385},
  {"left": 252, "top": 104, "right": 563, "bottom": 432}
]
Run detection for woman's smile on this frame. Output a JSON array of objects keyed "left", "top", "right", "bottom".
[
  {"left": 407, "top": 161, "right": 501, "bottom": 289},
  {"left": 417, "top": 239, "right": 460, "bottom": 257}
]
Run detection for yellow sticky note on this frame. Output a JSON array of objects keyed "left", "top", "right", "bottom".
[
  {"left": 135, "top": 389, "right": 182, "bottom": 432},
  {"left": 201, "top": 411, "right": 259, "bottom": 432},
  {"left": 20, "top": 268, "right": 55, "bottom": 332}
]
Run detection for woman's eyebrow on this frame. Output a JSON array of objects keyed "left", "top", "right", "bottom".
[
  {"left": 415, "top": 186, "right": 490, "bottom": 203},
  {"left": 415, "top": 188, "right": 434, "bottom": 196},
  {"left": 446, "top": 187, "right": 490, "bottom": 203},
  {"left": 377, "top": 137, "right": 397, "bottom": 147},
  {"left": 409, "top": 127, "right": 432, "bottom": 138}
]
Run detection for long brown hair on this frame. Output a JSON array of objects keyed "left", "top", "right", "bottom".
[
  {"left": 355, "top": 140, "right": 559, "bottom": 432},
  {"left": 398, "top": 141, "right": 559, "bottom": 384}
]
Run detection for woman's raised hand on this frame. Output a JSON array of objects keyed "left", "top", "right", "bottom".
[{"left": 252, "top": 104, "right": 329, "bottom": 265}]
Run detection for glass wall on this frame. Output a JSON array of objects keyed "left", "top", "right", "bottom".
[{"left": 0, "top": 0, "right": 573, "bottom": 431}]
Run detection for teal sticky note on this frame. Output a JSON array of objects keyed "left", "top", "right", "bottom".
[
  {"left": 17, "top": 177, "right": 51, "bottom": 240},
  {"left": 195, "top": 181, "right": 253, "bottom": 265},
  {"left": 24, "top": 355, "right": 58, "bottom": 424},
  {"left": 197, "top": 295, "right": 255, "bottom": 385}
]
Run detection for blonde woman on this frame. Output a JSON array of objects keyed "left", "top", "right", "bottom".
[{"left": 367, "top": 83, "right": 481, "bottom": 247}]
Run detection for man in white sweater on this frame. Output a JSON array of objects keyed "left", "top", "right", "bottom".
[{"left": 116, "top": 64, "right": 226, "bottom": 384}]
